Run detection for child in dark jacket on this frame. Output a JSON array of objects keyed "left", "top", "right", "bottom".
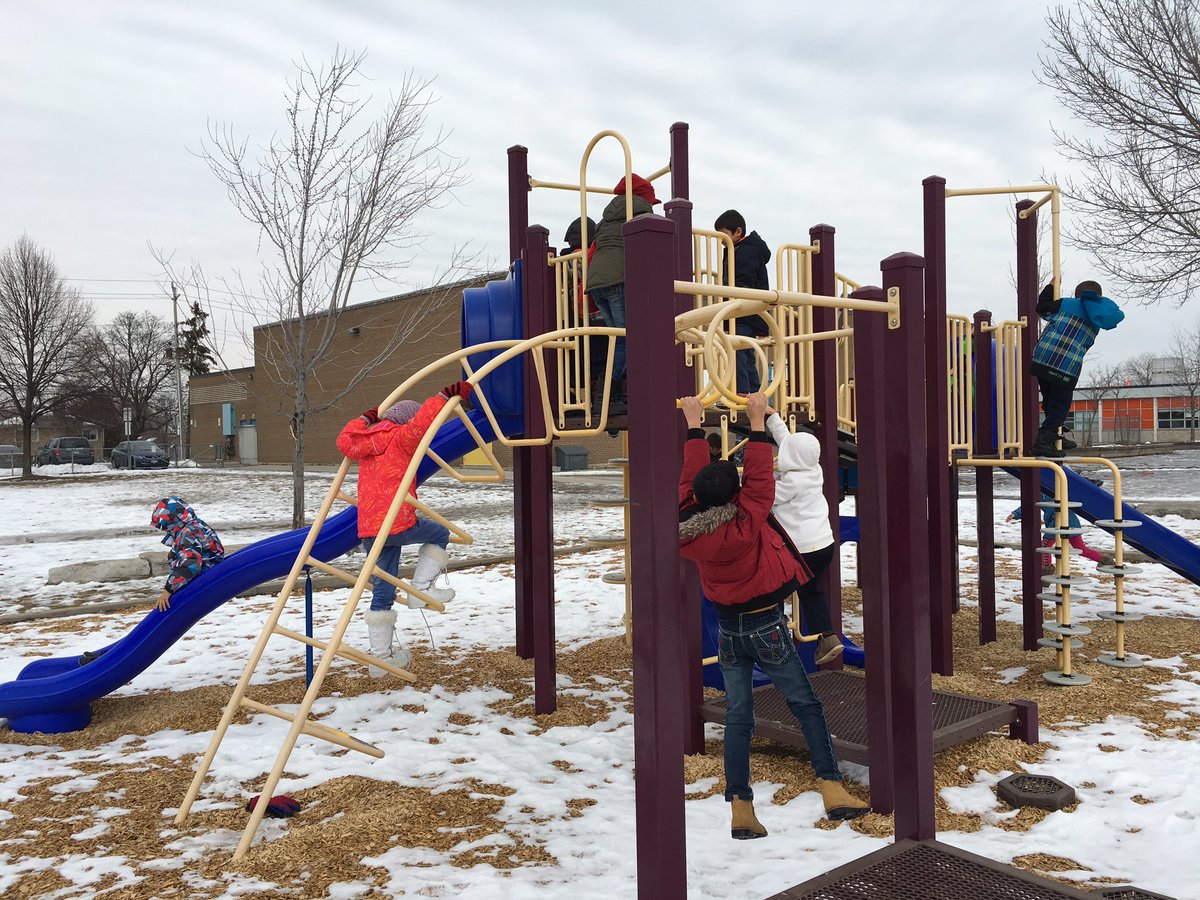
[
  {"left": 1029, "top": 280, "right": 1124, "bottom": 457},
  {"left": 679, "top": 392, "right": 869, "bottom": 839},
  {"left": 714, "top": 210, "right": 772, "bottom": 393}
]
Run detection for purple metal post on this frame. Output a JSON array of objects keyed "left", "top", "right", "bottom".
[
  {"left": 1015, "top": 200, "right": 1042, "bottom": 651},
  {"left": 666, "top": 197, "right": 704, "bottom": 755},
  {"left": 522, "top": 226, "right": 557, "bottom": 713},
  {"left": 973, "top": 309, "right": 997, "bottom": 644},
  {"left": 808, "top": 223, "right": 843, "bottom": 662},
  {"left": 625, "top": 213, "right": 688, "bottom": 899},
  {"left": 881, "top": 252, "right": 936, "bottom": 840},
  {"left": 669, "top": 122, "right": 689, "bottom": 201},
  {"left": 922, "top": 176, "right": 954, "bottom": 677},
  {"left": 849, "top": 284, "right": 894, "bottom": 815},
  {"left": 509, "top": 146, "right": 535, "bottom": 659}
]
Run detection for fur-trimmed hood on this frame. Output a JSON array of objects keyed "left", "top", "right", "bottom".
[{"left": 679, "top": 502, "right": 738, "bottom": 542}]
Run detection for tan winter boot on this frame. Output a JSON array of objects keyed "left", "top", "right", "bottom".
[
  {"left": 730, "top": 798, "right": 767, "bottom": 840},
  {"left": 820, "top": 779, "right": 870, "bottom": 821},
  {"left": 406, "top": 544, "right": 455, "bottom": 608},
  {"left": 815, "top": 633, "right": 844, "bottom": 666},
  {"left": 364, "top": 609, "right": 413, "bottom": 677}
]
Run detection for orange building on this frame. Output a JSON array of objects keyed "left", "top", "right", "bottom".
[{"left": 1067, "top": 386, "right": 1200, "bottom": 445}]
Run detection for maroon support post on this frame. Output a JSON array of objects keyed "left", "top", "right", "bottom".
[
  {"left": 922, "top": 176, "right": 954, "bottom": 676},
  {"left": 666, "top": 197, "right": 704, "bottom": 755},
  {"left": 973, "top": 310, "right": 997, "bottom": 644},
  {"left": 808, "top": 223, "right": 843, "bottom": 663},
  {"left": 849, "top": 284, "right": 894, "bottom": 815},
  {"left": 521, "top": 226, "right": 557, "bottom": 713},
  {"left": 669, "top": 122, "right": 689, "bottom": 201},
  {"left": 1015, "top": 200, "right": 1042, "bottom": 651},
  {"left": 508, "top": 146, "right": 536, "bottom": 660},
  {"left": 625, "top": 213, "right": 688, "bottom": 900}
]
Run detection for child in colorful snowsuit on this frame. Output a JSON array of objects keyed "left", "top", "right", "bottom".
[
  {"left": 150, "top": 496, "right": 226, "bottom": 611},
  {"left": 678, "top": 392, "right": 869, "bottom": 840},
  {"left": 336, "top": 383, "right": 471, "bottom": 675},
  {"left": 80, "top": 497, "right": 225, "bottom": 665},
  {"left": 1029, "top": 280, "right": 1124, "bottom": 457},
  {"left": 765, "top": 411, "right": 843, "bottom": 665}
]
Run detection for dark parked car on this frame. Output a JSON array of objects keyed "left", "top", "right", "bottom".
[
  {"left": 0, "top": 444, "right": 21, "bottom": 470},
  {"left": 36, "top": 436, "right": 95, "bottom": 467},
  {"left": 111, "top": 440, "right": 170, "bottom": 470}
]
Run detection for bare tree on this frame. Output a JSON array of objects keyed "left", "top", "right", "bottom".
[
  {"left": 1122, "top": 351, "right": 1160, "bottom": 387},
  {"left": 1039, "top": 0, "right": 1200, "bottom": 305},
  {"left": 1075, "top": 361, "right": 1127, "bottom": 444},
  {"left": 79, "top": 311, "right": 178, "bottom": 443},
  {"left": 196, "top": 49, "right": 472, "bottom": 527},
  {"left": 1169, "top": 321, "right": 1200, "bottom": 441},
  {"left": 0, "top": 236, "right": 94, "bottom": 477}
]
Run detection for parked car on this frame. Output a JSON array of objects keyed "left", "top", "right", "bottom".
[
  {"left": 0, "top": 444, "right": 22, "bottom": 470},
  {"left": 111, "top": 440, "right": 170, "bottom": 470},
  {"left": 36, "top": 436, "right": 95, "bottom": 467}
]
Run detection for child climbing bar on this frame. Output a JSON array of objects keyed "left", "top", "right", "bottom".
[
  {"left": 678, "top": 392, "right": 869, "bottom": 840},
  {"left": 765, "top": 409, "right": 844, "bottom": 665},
  {"left": 336, "top": 382, "right": 471, "bottom": 676}
]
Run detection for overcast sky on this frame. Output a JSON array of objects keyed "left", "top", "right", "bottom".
[{"left": 1, "top": 1, "right": 1166, "bottom": 369}]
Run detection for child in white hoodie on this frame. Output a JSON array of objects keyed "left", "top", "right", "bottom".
[{"left": 766, "top": 411, "right": 844, "bottom": 665}]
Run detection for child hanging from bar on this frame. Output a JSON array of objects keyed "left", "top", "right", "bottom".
[
  {"left": 765, "top": 406, "right": 845, "bottom": 665},
  {"left": 336, "top": 382, "right": 471, "bottom": 675},
  {"left": 678, "top": 392, "right": 869, "bottom": 840}
]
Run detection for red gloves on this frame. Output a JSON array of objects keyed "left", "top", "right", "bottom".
[
  {"left": 246, "top": 794, "right": 301, "bottom": 818},
  {"left": 361, "top": 407, "right": 380, "bottom": 425},
  {"left": 439, "top": 381, "right": 473, "bottom": 400}
]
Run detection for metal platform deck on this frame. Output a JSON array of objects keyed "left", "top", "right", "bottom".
[
  {"left": 767, "top": 839, "right": 1100, "bottom": 899},
  {"left": 699, "top": 670, "right": 1032, "bottom": 766}
]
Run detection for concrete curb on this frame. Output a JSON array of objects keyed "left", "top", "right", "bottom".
[{"left": 1, "top": 542, "right": 603, "bottom": 625}]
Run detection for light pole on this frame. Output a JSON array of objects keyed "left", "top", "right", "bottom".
[{"left": 171, "top": 282, "right": 185, "bottom": 464}]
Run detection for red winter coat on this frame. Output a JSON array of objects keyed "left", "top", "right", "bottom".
[
  {"left": 678, "top": 435, "right": 804, "bottom": 605},
  {"left": 336, "top": 395, "right": 447, "bottom": 538}
]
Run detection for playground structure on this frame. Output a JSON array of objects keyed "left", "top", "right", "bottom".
[{"left": 3, "top": 122, "right": 1196, "bottom": 899}]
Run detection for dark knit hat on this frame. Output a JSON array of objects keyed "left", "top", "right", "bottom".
[{"left": 692, "top": 460, "right": 740, "bottom": 509}]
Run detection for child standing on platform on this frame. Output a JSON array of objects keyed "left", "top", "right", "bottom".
[
  {"left": 765, "top": 410, "right": 844, "bottom": 665},
  {"left": 678, "top": 392, "right": 869, "bottom": 840}
]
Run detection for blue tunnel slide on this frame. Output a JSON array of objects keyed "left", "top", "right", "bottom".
[{"left": 0, "top": 269, "right": 527, "bottom": 734}]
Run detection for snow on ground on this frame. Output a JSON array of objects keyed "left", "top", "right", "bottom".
[{"left": 2, "top": 464, "right": 1200, "bottom": 897}]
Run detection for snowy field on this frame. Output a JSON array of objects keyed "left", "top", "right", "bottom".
[{"left": 1, "top": 462, "right": 1200, "bottom": 898}]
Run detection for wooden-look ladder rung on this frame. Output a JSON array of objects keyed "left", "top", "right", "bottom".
[
  {"left": 304, "top": 557, "right": 447, "bottom": 613},
  {"left": 272, "top": 624, "right": 417, "bottom": 682},
  {"left": 239, "top": 698, "right": 384, "bottom": 759}
]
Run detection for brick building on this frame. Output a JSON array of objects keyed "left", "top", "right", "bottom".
[
  {"left": 188, "top": 276, "right": 622, "bottom": 468},
  {"left": 1068, "top": 384, "right": 1200, "bottom": 445}
]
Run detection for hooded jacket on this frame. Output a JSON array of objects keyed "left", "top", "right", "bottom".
[
  {"left": 150, "top": 497, "right": 225, "bottom": 594},
  {"left": 585, "top": 176, "right": 656, "bottom": 293},
  {"left": 678, "top": 431, "right": 804, "bottom": 609},
  {"left": 336, "top": 394, "right": 447, "bottom": 538},
  {"left": 1031, "top": 289, "right": 1124, "bottom": 385},
  {"left": 766, "top": 414, "right": 834, "bottom": 554},
  {"left": 725, "top": 230, "right": 772, "bottom": 336}
]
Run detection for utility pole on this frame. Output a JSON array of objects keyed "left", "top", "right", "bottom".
[{"left": 171, "top": 282, "right": 185, "bottom": 464}]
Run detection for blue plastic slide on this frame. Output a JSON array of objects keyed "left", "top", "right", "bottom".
[
  {"left": 1012, "top": 464, "right": 1200, "bottom": 587},
  {"left": 0, "top": 269, "right": 527, "bottom": 734}
]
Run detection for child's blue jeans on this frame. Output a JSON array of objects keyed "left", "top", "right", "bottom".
[
  {"left": 717, "top": 604, "right": 842, "bottom": 800},
  {"left": 365, "top": 517, "right": 450, "bottom": 611}
]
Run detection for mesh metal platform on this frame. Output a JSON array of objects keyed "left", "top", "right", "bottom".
[
  {"left": 699, "top": 670, "right": 1021, "bottom": 766},
  {"left": 767, "top": 839, "right": 1098, "bottom": 899}
]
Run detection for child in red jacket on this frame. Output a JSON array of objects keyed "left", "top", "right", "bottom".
[
  {"left": 679, "top": 393, "right": 869, "bottom": 839},
  {"left": 336, "top": 381, "right": 471, "bottom": 675}
]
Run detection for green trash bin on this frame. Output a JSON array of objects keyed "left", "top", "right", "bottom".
[{"left": 555, "top": 445, "right": 588, "bottom": 471}]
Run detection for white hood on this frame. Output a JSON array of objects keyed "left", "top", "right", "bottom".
[{"left": 767, "top": 414, "right": 834, "bottom": 554}]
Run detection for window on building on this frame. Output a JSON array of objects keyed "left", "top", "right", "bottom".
[{"left": 1157, "top": 409, "right": 1196, "bottom": 430}]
